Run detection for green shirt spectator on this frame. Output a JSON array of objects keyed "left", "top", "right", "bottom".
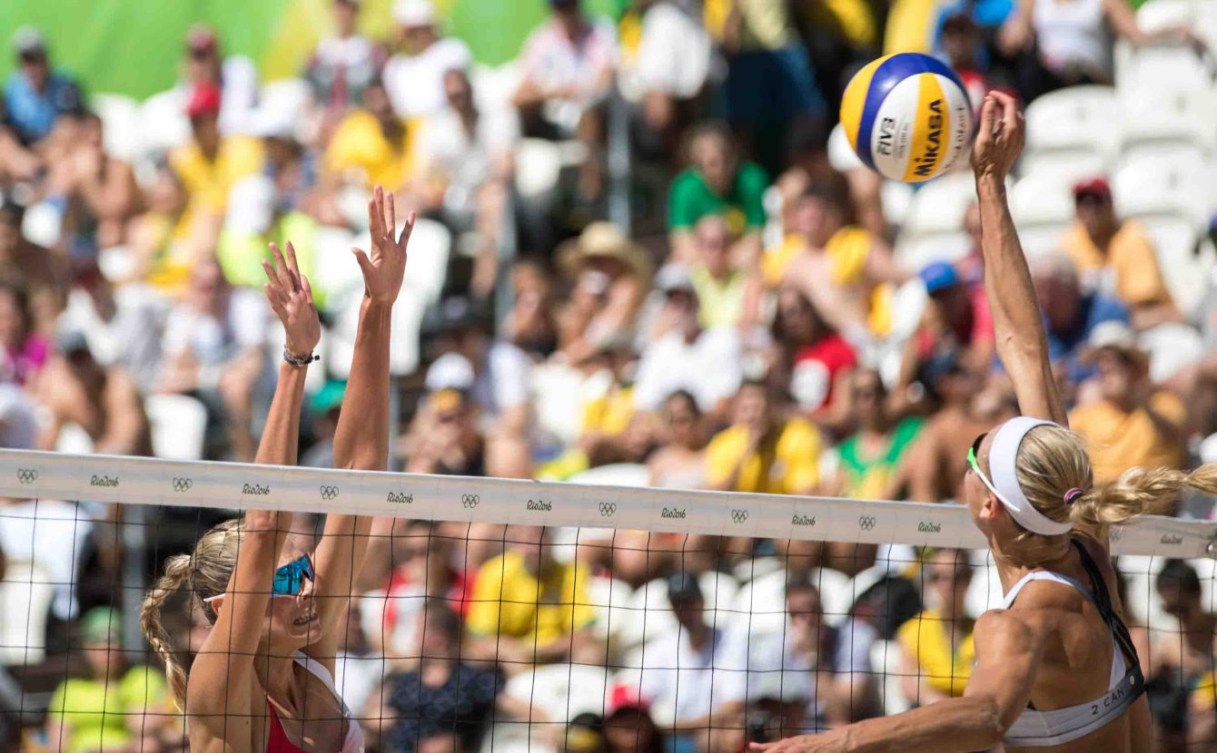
[{"left": 668, "top": 160, "right": 769, "bottom": 236}]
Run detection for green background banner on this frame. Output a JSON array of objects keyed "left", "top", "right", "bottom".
[{"left": 0, "top": 0, "right": 624, "bottom": 100}]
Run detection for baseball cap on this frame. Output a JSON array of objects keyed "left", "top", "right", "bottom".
[
  {"left": 655, "top": 263, "right": 695, "bottom": 294},
  {"left": 1072, "top": 176, "right": 1111, "bottom": 201},
  {"left": 425, "top": 352, "right": 476, "bottom": 393},
  {"left": 186, "top": 25, "right": 219, "bottom": 54},
  {"left": 607, "top": 683, "right": 651, "bottom": 715},
  {"left": 1082, "top": 320, "right": 1145, "bottom": 364},
  {"left": 666, "top": 572, "right": 703, "bottom": 603},
  {"left": 437, "top": 296, "right": 484, "bottom": 333},
  {"left": 81, "top": 607, "right": 122, "bottom": 645},
  {"left": 186, "top": 83, "right": 222, "bottom": 118},
  {"left": 920, "top": 261, "right": 961, "bottom": 295},
  {"left": 394, "top": 0, "right": 437, "bottom": 26},
  {"left": 13, "top": 26, "right": 46, "bottom": 57}
]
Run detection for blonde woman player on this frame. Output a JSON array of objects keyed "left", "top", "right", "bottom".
[
  {"left": 141, "top": 187, "right": 413, "bottom": 753},
  {"left": 752, "top": 92, "right": 1217, "bottom": 753}
]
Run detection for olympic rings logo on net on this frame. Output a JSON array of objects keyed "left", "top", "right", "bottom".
[
  {"left": 319, "top": 485, "right": 340, "bottom": 501},
  {"left": 461, "top": 494, "right": 480, "bottom": 509},
  {"left": 730, "top": 509, "right": 749, "bottom": 524},
  {"left": 858, "top": 516, "right": 877, "bottom": 531},
  {"left": 16, "top": 468, "right": 38, "bottom": 484},
  {"left": 171, "top": 477, "right": 193, "bottom": 493},
  {"left": 598, "top": 502, "right": 617, "bottom": 517}
]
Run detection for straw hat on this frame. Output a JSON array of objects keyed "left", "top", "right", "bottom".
[{"left": 557, "top": 222, "right": 652, "bottom": 281}]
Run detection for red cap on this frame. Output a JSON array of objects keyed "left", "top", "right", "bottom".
[
  {"left": 187, "top": 25, "right": 218, "bottom": 53},
  {"left": 186, "top": 83, "right": 222, "bottom": 118},
  {"left": 607, "top": 683, "right": 650, "bottom": 715},
  {"left": 1072, "top": 176, "right": 1111, "bottom": 200}
]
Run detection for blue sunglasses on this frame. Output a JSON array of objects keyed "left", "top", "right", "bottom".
[{"left": 272, "top": 554, "right": 315, "bottom": 597}]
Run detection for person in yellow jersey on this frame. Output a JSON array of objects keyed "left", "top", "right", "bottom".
[
  {"left": 705, "top": 380, "right": 821, "bottom": 496},
  {"left": 688, "top": 215, "right": 762, "bottom": 330},
  {"left": 896, "top": 549, "right": 977, "bottom": 706},
  {"left": 464, "top": 525, "right": 601, "bottom": 674},
  {"left": 168, "top": 83, "right": 263, "bottom": 248},
  {"left": 767, "top": 184, "right": 908, "bottom": 344},
  {"left": 324, "top": 79, "right": 417, "bottom": 193},
  {"left": 45, "top": 608, "right": 173, "bottom": 753}
]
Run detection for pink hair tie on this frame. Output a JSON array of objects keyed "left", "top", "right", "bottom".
[{"left": 1064, "top": 488, "right": 1084, "bottom": 505}]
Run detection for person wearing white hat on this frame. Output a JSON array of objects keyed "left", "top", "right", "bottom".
[{"left": 382, "top": 0, "right": 472, "bottom": 119}]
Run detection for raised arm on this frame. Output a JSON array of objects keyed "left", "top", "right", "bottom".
[
  {"left": 972, "top": 93, "right": 1067, "bottom": 425},
  {"left": 309, "top": 187, "right": 414, "bottom": 668},
  {"left": 187, "top": 243, "right": 320, "bottom": 718}
]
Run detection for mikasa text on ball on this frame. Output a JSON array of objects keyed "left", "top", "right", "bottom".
[{"left": 840, "top": 53, "right": 974, "bottom": 183}]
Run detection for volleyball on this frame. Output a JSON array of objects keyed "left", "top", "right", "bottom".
[{"left": 840, "top": 53, "right": 975, "bottom": 183}]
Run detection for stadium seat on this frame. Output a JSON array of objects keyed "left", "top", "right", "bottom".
[
  {"left": 1112, "top": 150, "right": 1216, "bottom": 227},
  {"left": 894, "top": 231, "right": 971, "bottom": 270},
  {"left": 899, "top": 172, "right": 976, "bottom": 237},
  {"left": 515, "top": 139, "right": 586, "bottom": 201},
  {"left": 136, "top": 89, "right": 191, "bottom": 156},
  {"left": 328, "top": 279, "right": 426, "bottom": 378},
  {"left": 1118, "top": 87, "right": 1217, "bottom": 156},
  {"left": 311, "top": 226, "right": 361, "bottom": 313},
  {"left": 568, "top": 463, "right": 651, "bottom": 488},
  {"left": 585, "top": 575, "right": 635, "bottom": 639},
  {"left": 0, "top": 561, "right": 55, "bottom": 666},
  {"left": 470, "top": 61, "right": 521, "bottom": 116},
  {"left": 21, "top": 201, "right": 62, "bottom": 248},
  {"left": 731, "top": 569, "right": 788, "bottom": 636},
  {"left": 1115, "top": 39, "right": 1217, "bottom": 98},
  {"left": 1023, "top": 86, "right": 1120, "bottom": 164},
  {"left": 870, "top": 640, "right": 912, "bottom": 716},
  {"left": 617, "top": 577, "right": 679, "bottom": 649},
  {"left": 529, "top": 363, "right": 587, "bottom": 448},
  {"left": 505, "top": 664, "right": 612, "bottom": 722},
  {"left": 145, "top": 394, "right": 209, "bottom": 460},
  {"left": 91, "top": 93, "right": 141, "bottom": 161},
  {"left": 1136, "top": 215, "right": 1211, "bottom": 315},
  {"left": 1017, "top": 149, "right": 1108, "bottom": 187},
  {"left": 1010, "top": 174, "right": 1075, "bottom": 227},
  {"left": 256, "top": 79, "right": 312, "bottom": 137}
]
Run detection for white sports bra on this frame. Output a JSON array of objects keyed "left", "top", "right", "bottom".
[
  {"left": 1000, "top": 545, "right": 1145, "bottom": 748},
  {"left": 286, "top": 652, "right": 366, "bottom": 753}
]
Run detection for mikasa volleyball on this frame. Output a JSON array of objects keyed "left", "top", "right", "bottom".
[{"left": 840, "top": 53, "right": 974, "bottom": 183}]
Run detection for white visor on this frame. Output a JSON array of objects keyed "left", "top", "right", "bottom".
[{"left": 982, "top": 417, "right": 1073, "bottom": 536}]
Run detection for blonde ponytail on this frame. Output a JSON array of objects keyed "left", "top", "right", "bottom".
[
  {"left": 140, "top": 554, "right": 193, "bottom": 710},
  {"left": 1072, "top": 463, "right": 1217, "bottom": 531}
]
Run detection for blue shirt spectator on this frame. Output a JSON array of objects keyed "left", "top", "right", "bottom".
[{"left": 3, "top": 27, "right": 83, "bottom": 145}]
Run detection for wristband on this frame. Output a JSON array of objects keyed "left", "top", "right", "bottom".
[{"left": 283, "top": 347, "right": 319, "bottom": 368}]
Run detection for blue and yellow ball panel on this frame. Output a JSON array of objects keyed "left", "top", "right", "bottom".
[{"left": 840, "top": 53, "right": 974, "bottom": 183}]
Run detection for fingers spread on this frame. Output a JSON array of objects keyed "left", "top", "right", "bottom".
[
  {"left": 398, "top": 210, "right": 416, "bottom": 248},
  {"left": 385, "top": 191, "right": 397, "bottom": 240},
  {"left": 285, "top": 241, "right": 302, "bottom": 289},
  {"left": 352, "top": 247, "right": 373, "bottom": 275},
  {"left": 368, "top": 186, "right": 385, "bottom": 242}
]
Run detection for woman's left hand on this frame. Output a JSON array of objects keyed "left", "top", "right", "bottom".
[{"left": 263, "top": 241, "right": 321, "bottom": 358}]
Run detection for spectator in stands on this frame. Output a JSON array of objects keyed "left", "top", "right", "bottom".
[
  {"left": 937, "top": 12, "right": 996, "bottom": 112},
  {"left": 602, "top": 687, "right": 663, "bottom": 753},
  {"left": 910, "top": 261, "right": 994, "bottom": 379},
  {"left": 648, "top": 390, "right": 708, "bottom": 489},
  {"left": 125, "top": 162, "right": 195, "bottom": 292},
  {"left": 306, "top": 0, "right": 386, "bottom": 133},
  {"left": 324, "top": 78, "right": 415, "bottom": 193},
  {"left": 47, "top": 111, "right": 140, "bottom": 258},
  {"left": 412, "top": 69, "right": 517, "bottom": 298},
  {"left": 637, "top": 573, "right": 729, "bottom": 748},
  {"left": 33, "top": 330, "right": 152, "bottom": 456},
  {"left": 383, "top": 0, "right": 472, "bottom": 119},
  {"left": 513, "top": 0, "right": 615, "bottom": 207},
  {"left": 897, "top": 548, "right": 975, "bottom": 706},
  {"left": 383, "top": 604, "right": 535, "bottom": 753},
  {"left": 333, "top": 599, "right": 381, "bottom": 729},
  {"left": 157, "top": 258, "right": 266, "bottom": 461},
  {"left": 1061, "top": 177, "right": 1181, "bottom": 331},
  {"left": 668, "top": 123, "right": 767, "bottom": 266},
  {"left": 688, "top": 215, "right": 761, "bottom": 331},
  {"left": 0, "top": 282, "right": 50, "bottom": 384},
  {"left": 632, "top": 265, "right": 742, "bottom": 419},
  {"left": 178, "top": 24, "right": 258, "bottom": 136},
  {"left": 0, "top": 197, "right": 69, "bottom": 331},
  {"left": 501, "top": 258, "right": 559, "bottom": 360},
  {"left": 301, "top": 379, "right": 345, "bottom": 468},
  {"left": 1145, "top": 560, "right": 1217, "bottom": 750},
  {"left": 1029, "top": 252, "right": 1129, "bottom": 381},
  {"left": 765, "top": 287, "right": 856, "bottom": 428},
  {"left": 705, "top": 380, "right": 822, "bottom": 496},
  {"left": 1192, "top": 676, "right": 1217, "bottom": 751},
  {"left": 770, "top": 184, "right": 907, "bottom": 345},
  {"left": 1069, "top": 322, "right": 1185, "bottom": 486},
  {"left": 556, "top": 223, "right": 651, "bottom": 366},
  {"left": 618, "top": 0, "right": 713, "bottom": 158},
  {"left": 566, "top": 711, "right": 608, "bottom": 753},
  {"left": 2, "top": 27, "right": 83, "bottom": 148},
  {"left": 710, "top": 0, "right": 825, "bottom": 174},
  {"left": 717, "top": 577, "right": 878, "bottom": 734},
  {"left": 401, "top": 387, "right": 487, "bottom": 476},
  {"left": 0, "top": 380, "right": 37, "bottom": 450},
  {"left": 45, "top": 607, "right": 171, "bottom": 753},
  {"left": 997, "top": 0, "right": 1203, "bottom": 99},
  {"left": 904, "top": 352, "right": 1014, "bottom": 502},
  {"left": 170, "top": 83, "right": 264, "bottom": 248},
  {"left": 465, "top": 525, "right": 599, "bottom": 672}
]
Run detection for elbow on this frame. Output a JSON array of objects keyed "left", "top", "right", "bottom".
[{"left": 973, "top": 699, "right": 1010, "bottom": 747}]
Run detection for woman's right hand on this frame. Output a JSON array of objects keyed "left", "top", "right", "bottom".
[
  {"left": 353, "top": 185, "right": 415, "bottom": 304},
  {"left": 263, "top": 241, "right": 321, "bottom": 358}
]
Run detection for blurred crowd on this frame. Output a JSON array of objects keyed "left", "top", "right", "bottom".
[{"left": 1, "top": 0, "right": 1216, "bottom": 751}]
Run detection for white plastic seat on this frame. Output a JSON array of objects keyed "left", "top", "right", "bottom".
[
  {"left": 894, "top": 231, "right": 971, "bottom": 270},
  {"left": 568, "top": 463, "right": 651, "bottom": 488},
  {"left": 470, "top": 61, "right": 522, "bottom": 116},
  {"left": 530, "top": 363, "right": 590, "bottom": 448},
  {"left": 900, "top": 172, "right": 977, "bottom": 237},
  {"left": 1010, "top": 174, "right": 1076, "bottom": 227},
  {"left": 1112, "top": 151, "right": 1216, "bottom": 227},
  {"left": 870, "top": 639, "right": 912, "bottom": 716},
  {"left": 1116, "top": 39, "right": 1217, "bottom": 97},
  {"left": 731, "top": 569, "right": 788, "bottom": 637},
  {"left": 328, "top": 280, "right": 426, "bottom": 378},
  {"left": 0, "top": 561, "right": 55, "bottom": 665},
  {"left": 1136, "top": 215, "right": 1211, "bottom": 315},
  {"left": 505, "top": 664, "right": 612, "bottom": 723},
  {"left": 311, "top": 226, "right": 360, "bottom": 312},
  {"left": 515, "top": 139, "right": 566, "bottom": 200},
  {"left": 137, "top": 89, "right": 191, "bottom": 156},
  {"left": 1118, "top": 87, "right": 1217, "bottom": 155},
  {"left": 21, "top": 201, "right": 62, "bottom": 248},
  {"left": 91, "top": 93, "right": 141, "bottom": 161},
  {"left": 1024, "top": 85, "right": 1120, "bottom": 163},
  {"left": 585, "top": 576, "right": 635, "bottom": 639},
  {"left": 1017, "top": 149, "right": 1108, "bottom": 186},
  {"left": 145, "top": 394, "right": 209, "bottom": 460}
]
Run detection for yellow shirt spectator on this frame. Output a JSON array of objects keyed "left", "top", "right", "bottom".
[
  {"left": 884, "top": 0, "right": 939, "bottom": 54},
  {"left": 1060, "top": 220, "right": 1173, "bottom": 308},
  {"left": 325, "top": 110, "right": 417, "bottom": 191},
  {"left": 169, "top": 136, "right": 263, "bottom": 223},
  {"left": 583, "top": 384, "right": 636, "bottom": 438},
  {"left": 705, "top": 417, "right": 822, "bottom": 494},
  {"left": 466, "top": 550, "right": 596, "bottom": 646},
  {"left": 47, "top": 666, "right": 170, "bottom": 753},
  {"left": 690, "top": 266, "right": 747, "bottom": 329},
  {"left": 896, "top": 609, "right": 976, "bottom": 697},
  {"left": 1068, "top": 392, "right": 1186, "bottom": 486}
]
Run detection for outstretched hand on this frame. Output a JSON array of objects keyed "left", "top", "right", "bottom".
[
  {"left": 353, "top": 186, "right": 415, "bottom": 304},
  {"left": 970, "top": 91, "right": 1024, "bottom": 181},
  {"left": 263, "top": 241, "right": 321, "bottom": 357}
]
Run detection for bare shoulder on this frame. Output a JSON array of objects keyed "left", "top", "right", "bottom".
[{"left": 975, "top": 608, "right": 1039, "bottom": 652}]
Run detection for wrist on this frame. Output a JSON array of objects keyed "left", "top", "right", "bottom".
[
  {"left": 282, "top": 346, "right": 319, "bottom": 368},
  {"left": 976, "top": 172, "right": 1007, "bottom": 193}
]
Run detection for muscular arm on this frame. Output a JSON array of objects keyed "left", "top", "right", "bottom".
[{"left": 974, "top": 94, "right": 1067, "bottom": 426}]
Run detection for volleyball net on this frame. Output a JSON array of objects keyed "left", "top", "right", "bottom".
[{"left": 1, "top": 449, "right": 1216, "bottom": 753}]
